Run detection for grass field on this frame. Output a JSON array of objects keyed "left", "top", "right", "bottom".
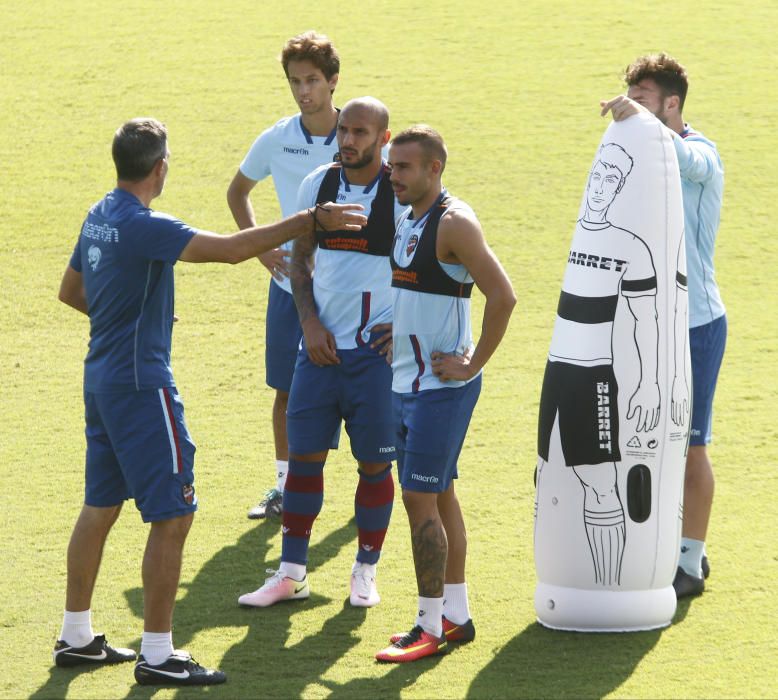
[{"left": 2, "top": 1, "right": 777, "bottom": 698}]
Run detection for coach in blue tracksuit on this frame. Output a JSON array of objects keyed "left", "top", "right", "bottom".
[
  {"left": 602, "top": 52, "right": 727, "bottom": 600},
  {"left": 54, "top": 117, "right": 365, "bottom": 685}
]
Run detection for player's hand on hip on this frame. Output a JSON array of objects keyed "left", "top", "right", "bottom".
[
  {"left": 257, "top": 248, "right": 291, "bottom": 281},
  {"left": 368, "top": 323, "right": 393, "bottom": 356},
  {"left": 303, "top": 318, "right": 340, "bottom": 366},
  {"left": 312, "top": 202, "right": 367, "bottom": 232},
  {"left": 600, "top": 95, "right": 647, "bottom": 121},
  {"left": 430, "top": 350, "right": 476, "bottom": 382}
]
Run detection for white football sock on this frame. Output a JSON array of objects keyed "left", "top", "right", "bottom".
[
  {"left": 60, "top": 609, "right": 95, "bottom": 648},
  {"left": 679, "top": 537, "right": 704, "bottom": 578},
  {"left": 276, "top": 460, "right": 289, "bottom": 492},
  {"left": 140, "top": 631, "right": 174, "bottom": 666},
  {"left": 280, "top": 561, "right": 306, "bottom": 581},
  {"left": 443, "top": 583, "right": 471, "bottom": 625},
  {"left": 352, "top": 561, "right": 376, "bottom": 577},
  {"left": 416, "top": 596, "right": 443, "bottom": 637}
]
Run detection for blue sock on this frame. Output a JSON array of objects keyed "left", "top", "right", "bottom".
[
  {"left": 354, "top": 465, "right": 394, "bottom": 565},
  {"left": 281, "top": 459, "right": 325, "bottom": 565}
]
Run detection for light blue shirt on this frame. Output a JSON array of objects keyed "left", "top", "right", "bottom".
[{"left": 673, "top": 125, "right": 725, "bottom": 327}]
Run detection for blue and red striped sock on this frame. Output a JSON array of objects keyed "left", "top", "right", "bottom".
[
  {"left": 354, "top": 465, "right": 394, "bottom": 565},
  {"left": 281, "top": 458, "right": 325, "bottom": 566}
]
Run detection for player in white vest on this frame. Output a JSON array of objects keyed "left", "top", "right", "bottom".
[
  {"left": 601, "top": 52, "right": 726, "bottom": 599},
  {"left": 375, "top": 126, "right": 515, "bottom": 662},
  {"left": 227, "top": 32, "right": 342, "bottom": 520}
]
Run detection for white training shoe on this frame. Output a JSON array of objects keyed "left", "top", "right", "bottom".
[
  {"left": 238, "top": 569, "right": 309, "bottom": 608},
  {"left": 350, "top": 564, "right": 380, "bottom": 607}
]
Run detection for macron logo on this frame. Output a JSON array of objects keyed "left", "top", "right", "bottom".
[
  {"left": 284, "top": 146, "right": 310, "bottom": 156},
  {"left": 411, "top": 473, "right": 439, "bottom": 484},
  {"left": 378, "top": 446, "right": 394, "bottom": 453}
]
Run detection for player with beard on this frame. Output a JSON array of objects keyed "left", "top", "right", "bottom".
[
  {"left": 601, "top": 53, "right": 726, "bottom": 598},
  {"left": 375, "top": 125, "right": 515, "bottom": 662},
  {"left": 238, "top": 98, "right": 407, "bottom": 609}
]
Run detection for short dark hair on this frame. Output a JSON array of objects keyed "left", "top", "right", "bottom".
[
  {"left": 391, "top": 124, "right": 448, "bottom": 173},
  {"left": 624, "top": 53, "right": 689, "bottom": 111},
  {"left": 280, "top": 31, "right": 340, "bottom": 81},
  {"left": 112, "top": 118, "right": 167, "bottom": 182}
]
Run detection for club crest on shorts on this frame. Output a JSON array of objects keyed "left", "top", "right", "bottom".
[
  {"left": 182, "top": 483, "right": 196, "bottom": 505},
  {"left": 406, "top": 233, "right": 419, "bottom": 257}
]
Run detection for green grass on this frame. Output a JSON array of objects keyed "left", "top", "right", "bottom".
[{"left": 2, "top": 1, "right": 777, "bottom": 698}]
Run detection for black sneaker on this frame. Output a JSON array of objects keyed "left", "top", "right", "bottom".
[
  {"left": 53, "top": 634, "right": 136, "bottom": 668},
  {"left": 247, "top": 488, "right": 283, "bottom": 520},
  {"left": 134, "top": 651, "right": 226, "bottom": 686},
  {"left": 673, "top": 566, "right": 705, "bottom": 599},
  {"left": 701, "top": 555, "right": 710, "bottom": 579}
]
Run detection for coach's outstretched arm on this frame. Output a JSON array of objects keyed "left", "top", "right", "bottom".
[
  {"left": 179, "top": 203, "right": 365, "bottom": 264},
  {"left": 430, "top": 208, "right": 516, "bottom": 382}
]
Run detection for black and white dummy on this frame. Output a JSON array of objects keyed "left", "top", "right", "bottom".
[{"left": 534, "top": 111, "right": 690, "bottom": 631}]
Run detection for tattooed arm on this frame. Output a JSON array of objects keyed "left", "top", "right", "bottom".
[{"left": 290, "top": 227, "right": 340, "bottom": 366}]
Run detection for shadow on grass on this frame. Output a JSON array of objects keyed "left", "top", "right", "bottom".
[
  {"left": 466, "top": 603, "right": 706, "bottom": 700},
  {"left": 118, "top": 515, "right": 366, "bottom": 699},
  {"left": 324, "top": 647, "right": 447, "bottom": 699},
  {"left": 29, "top": 515, "right": 364, "bottom": 699},
  {"left": 30, "top": 663, "right": 126, "bottom": 700}
]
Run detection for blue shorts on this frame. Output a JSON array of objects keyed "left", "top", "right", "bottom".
[
  {"left": 84, "top": 388, "right": 198, "bottom": 522},
  {"left": 286, "top": 336, "right": 395, "bottom": 462},
  {"left": 689, "top": 314, "right": 727, "bottom": 446},
  {"left": 394, "top": 375, "right": 482, "bottom": 493},
  {"left": 265, "top": 280, "right": 302, "bottom": 392}
]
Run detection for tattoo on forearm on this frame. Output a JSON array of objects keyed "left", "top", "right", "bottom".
[
  {"left": 411, "top": 518, "right": 447, "bottom": 597},
  {"left": 290, "top": 231, "right": 318, "bottom": 324}
]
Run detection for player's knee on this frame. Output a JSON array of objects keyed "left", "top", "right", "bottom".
[
  {"left": 402, "top": 489, "right": 438, "bottom": 521},
  {"left": 151, "top": 512, "right": 194, "bottom": 542},
  {"left": 290, "top": 451, "right": 328, "bottom": 464},
  {"left": 78, "top": 503, "right": 123, "bottom": 533},
  {"left": 685, "top": 446, "right": 714, "bottom": 485},
  {"left": 357, "top": 461, "right": 390, "bottom": 476}
]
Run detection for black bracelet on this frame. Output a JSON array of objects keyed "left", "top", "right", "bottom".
[
  {"left": 307, "top": 206, "right": 319, "bottom": 233},
  {"left": 315, "top": 203, "right": 331, "bottom": 232}
]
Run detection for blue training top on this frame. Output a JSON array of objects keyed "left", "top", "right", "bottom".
[
  {"left": 674, "top": 125, "right": 725, "bottom": 328},
  {"left": 69, "top": 188, "right": 197, "bottom": 392}
]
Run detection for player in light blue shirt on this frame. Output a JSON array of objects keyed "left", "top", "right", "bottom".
[
  {"left": 55, "top": 117, "right": 365, "bottom": 685},
  {"left": 602, "top": 52, "right": 727, "bottom": 599},
  {"left": 227, "top": 32, "right": 342, "bottom": 520}
]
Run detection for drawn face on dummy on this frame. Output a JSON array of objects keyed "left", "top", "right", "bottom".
[{"left": 585, "top": 160, "right": 624, "bottom": 216}]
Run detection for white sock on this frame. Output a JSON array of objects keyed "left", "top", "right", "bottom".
[
  {"left": 60, "top": 609, "right": 94, "bottom": 648},
  {"left": 416, "top": 596, "right": 443, "bottom": 637},
  {"left": 140, "top": 631, "right": 174, "bottom": 666},
  {"left": 352, "top": 561, "right": 377, "bottom": 578},
  {"left": 276, "top": 460, "right": 289, "bottom": 492},
  {"left": 679, "top": 537, "right": 704, "bottom": 578},
  {"left": 443, "top": 583, "right": 471, "bottom": 625},
  {"left": 280, "top": 561, "right": 306, "bottom": 581}
]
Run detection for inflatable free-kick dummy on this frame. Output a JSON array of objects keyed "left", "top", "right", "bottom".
[{"left": 534, "top": 112, "right": 690, "bottom": 631}]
